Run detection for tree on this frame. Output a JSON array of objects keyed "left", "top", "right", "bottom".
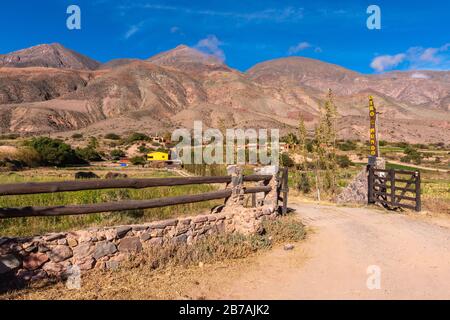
[
  {"left": 26, "top": 137, "right": 86, "bottom": 166},
  {"left": 130, "top": 156, "right": 146, "bottom": 166},
  {"left": 297, "top": 115, "right": 307, "bottom": 151},
  {"left": 313, "top": 89, "right": 338, "bottom": 196},
  {"left": 110, "top": 149, "right": 126, "bottom": 160},
  {"left": 76, "top": 146, "right": 103, "bottom": 162}
]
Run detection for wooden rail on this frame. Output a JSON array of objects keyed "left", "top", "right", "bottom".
[
  {"left": 0, "top": 186, "right": 271, "bottom": 218},
  {"left": 0, "top": 175, "right": 272, "bottom": 196},
  {"left": 0, "top": 173, "right": 278, "bottom": 219}
]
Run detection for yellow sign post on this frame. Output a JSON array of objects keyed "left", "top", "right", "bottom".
[{"left": 368, "top": 96, "right": 379, "bottom": 157}]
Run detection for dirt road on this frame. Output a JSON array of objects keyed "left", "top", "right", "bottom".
[{"left": 200, "top": 203, "right": 450, "bottom": 299}]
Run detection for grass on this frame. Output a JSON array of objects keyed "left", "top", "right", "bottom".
[
  {"left": 1, "top": 214, "right": 305, "bottom": 300},
  {"left": 386, "top": 162, "right": 422, "bottom": 171},
  {"left": 0, "top": 169, "right": 223, "bottom": 237},
  {"left": 421, "top": 173, "right": 450, "bottom": 214}
]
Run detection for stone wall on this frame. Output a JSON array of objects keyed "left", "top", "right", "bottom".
[
  {"left": 337, "top": 157, "right": 386, "bottom": 204},
  {"left": 0, "top": 166, "right": 280, "bottom": 285}
]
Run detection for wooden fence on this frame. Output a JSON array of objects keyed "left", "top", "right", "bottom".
[
  {"left": 0, "top": 170, "right": 286, "bottom": 219},
  {"left": 368, "top": 167, "right": 421, "bottom": 211}
]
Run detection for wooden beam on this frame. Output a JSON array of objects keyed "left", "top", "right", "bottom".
[
  {"left": 0, "top": 186, "right": 271, "bottom": 219},
  {"left": 0, "top": 175, "right": 272, "bottom": 196}
]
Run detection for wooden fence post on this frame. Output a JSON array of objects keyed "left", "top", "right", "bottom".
[
  {"left": 367, "top": 165, "right": 374, "bottom": 204},
  {"left": 281, "top": 167, "right": 289, "bottom": 214},
  {"left": 415, "top": 171, "right": 421, "bottom": 212},
  {"left": 389, "top": 169, "right": 396, "bottom": 207}
]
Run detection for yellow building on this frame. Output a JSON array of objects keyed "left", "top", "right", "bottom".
[{"left": 147, "top": 151, "right": 169, "bottom": 161}]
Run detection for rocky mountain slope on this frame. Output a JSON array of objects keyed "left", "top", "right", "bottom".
[
  {"left": 0, "top": 43, "right": 448, "bottom": 143},
  {"left": 0, "top": 43, "right": 100, "bottom": 70}
]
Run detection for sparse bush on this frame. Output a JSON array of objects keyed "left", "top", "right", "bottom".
[
  {"left": 105, "top": 133, "right": 121, "bottom": 140},
  {"left": 337, "top": 154, "right": 353, "bottom": 168},
  {"left": 338, "top": 140, "right": 357, "bottom": 151},
  {"left": 402, "top": 146, "right": 422, "bottom": 164},
  {"left": 71, "top": 133, "right": 83, "bottom": 139},
  {"left": 127, "top": 132, "right": 150, "bottom": 143},
  {"left": 0, "top": 133, "right": 19, "bottom": 140}
]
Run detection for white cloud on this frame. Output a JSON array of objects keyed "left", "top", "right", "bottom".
[
  {"left": 124, "top": 25, "right": 140, "bottom": 39},
  {"left": 288, "top": 41, "right": 322, "bottom": 55},
  {"left": 370, "top": 53, "right": 406, "bottom": 72},
  {"left": 288, "top": 42, "right": 311, "bottom": 54},
  {"left": 119, "top": 4, "right": 303, "bottom": 23},
  {"left": 195, "top": 35, "right": 225, "bottom": 61},
  {"left": 371, "top": 43, "right": 450, "bottom": 72}
]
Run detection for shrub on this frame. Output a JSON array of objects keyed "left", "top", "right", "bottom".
[
  {"left": 130, "top": 156, "right": 146, "bottom": 166},
  {"left": 110, "top": 149, "right": 126, "bottom": 160},
  {"left": 336, "top": 154, "right": 353, "bottom": 168},
  {"left": 281, "top": 133, "right": 298, "bottom": 144},
  {"left": 71, "top": 133, "right": 83, "bottom": 139},
  {"left": 338, "top": 140, "right": 357, "bottom": 151},
  {"left": 279, "top": 152, "right": 294, "bottom": 167},
  {"left": 402, "top": 146, "right": 422, "bottom": 164},
  {"left": 138, "top": 144, "right": 150, "bottom": 154},
  {"left": 394, "top": 141, "right": 410, "bottom": 149},
  {"left": 0, "top": 133, "right": 19, "bottom": 140},
  {"left": 296, "top": 172, "right": 311, "bottom": 193},
  {"left": 25, "top": 137, "right": 85, "bottom": 167},
  {"left": 104, "top": 133, "right": 121, "bottom": 140},
  {"left": 127, "top": 132, "right": 150, "bottom": 143}
]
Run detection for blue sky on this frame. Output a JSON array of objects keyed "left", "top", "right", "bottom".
[{"left": 0, "top": 0, "right": 448, "bottom": 73}]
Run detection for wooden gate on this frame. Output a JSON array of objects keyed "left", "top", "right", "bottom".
[{"left": 368, "top": 167, "right": 421, "bottom": 212}]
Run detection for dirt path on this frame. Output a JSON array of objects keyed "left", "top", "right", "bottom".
[{"left": 197, "top": 203, "right": 450, "bottom": 299}]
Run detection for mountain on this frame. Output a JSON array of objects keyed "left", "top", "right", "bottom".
[
  {"left": 148, "top": 45, "right": 230, "bottom": 73},
  {"left": 98, "top": 58, "right": 141, "bottom": 70},
  {"left": 0, "top": 43, "right": 100, "bottom": 70},
  {"left": 0, "top": 44, "right": 448, "bottom": 143}
]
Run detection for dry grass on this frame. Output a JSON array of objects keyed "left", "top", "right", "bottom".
[{"left": 0, "top": 215, "right": 305, "bottom": 300}]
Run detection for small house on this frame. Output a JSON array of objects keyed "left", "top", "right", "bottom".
[{"left": 147, "top": 151, "right": 169, "bottom": 161}]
